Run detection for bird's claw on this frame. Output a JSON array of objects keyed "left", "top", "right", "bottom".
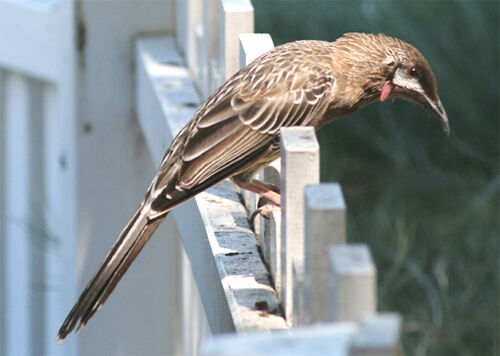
[{"left": 250, "top": 197, "right": 281, "bottom": 226}]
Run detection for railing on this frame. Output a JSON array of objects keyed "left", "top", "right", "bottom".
[{"left": 137, "top": 0, "right": 403, "bottom": 355}]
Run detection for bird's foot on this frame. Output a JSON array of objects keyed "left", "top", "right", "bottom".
[
  {"left": 250, "top": 197, "right": 281, "bottom": 228},
  {"left": 232, "top": 177, "right": 282, "bottom": 228}
]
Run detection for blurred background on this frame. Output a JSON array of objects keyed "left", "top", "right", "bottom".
[{"left": 253, "top": 1, "right": 498, "bottom": 355}]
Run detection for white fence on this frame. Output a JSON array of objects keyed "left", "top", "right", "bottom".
[
  {"left": 0, "top": 0, "right": 402, "bottom": 355},
  {"left": 0, "top": 1, "right": 77, "bottom": 355}
]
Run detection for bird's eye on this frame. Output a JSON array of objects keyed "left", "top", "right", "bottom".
[{"left": 408, "top": 67, "right": 418, "bottom": 77}]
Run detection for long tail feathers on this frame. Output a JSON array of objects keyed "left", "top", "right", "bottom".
[{"left": 56, "top": 207, "right": 165, "bottom": 344}]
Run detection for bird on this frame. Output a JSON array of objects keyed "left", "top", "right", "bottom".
[{"left": 56, "top": 32, "right": 449, "bottom": 343}]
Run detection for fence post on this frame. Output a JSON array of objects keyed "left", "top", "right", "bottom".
[
  {"left": 301, "top": 183, "right": 346, "bottom": 325},
  {"left": 292, "top": 261, "right": 306, "bottom": 325},
  {"left": 176, "top": 0, "right": 202, "bottom": 80},
  {"left": 219, "top": 0, "right": 254, "bottom": 80},
  {"left": 280, "top": 127, "right": 320, "bottom": 325},
  {"left": 201, "top": 0, "right": 220, "bottom": 98},
  {"left": 329, "top": 244, "right": 377, "bottom": 322},
  {"left": 350, "top": 313, "right": 403, "bottom": 356},
  {"left": 239, "top": 33, "right": 274, "bottom": 66},
  {"left": 259, "top": 159, "right": 280, "bottom": 267}
]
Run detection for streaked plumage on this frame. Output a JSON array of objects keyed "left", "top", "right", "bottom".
[{"left": 57, "top": 33, "right": 448, "bottom": 343}]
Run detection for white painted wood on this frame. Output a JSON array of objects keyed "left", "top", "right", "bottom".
[
  {"left": 350, "top": 313, "right": 403, "bottom": 356},
  {"left": 26, "top": 78, "right": 45, "bottom": 356},
  {"left": 200, "top": 322, "right": 357, "bottom": 356},
  {"left": 210, "top": 59, "right": 223, "bottom": 97},
  {"left": 195, "top": 20, "right": 205, "bottom": 94},
  {"left": 176, "top": 0, "right": 203, "bottom": 81},
  {"left": 181, "top": 238, "right": 211, "bottom": 356},
  {"left": 200, "top": 313, "right": 402, "bottom": 356},
  {"left": 280, "top": 127, "right": 320, "bottom": 325},
  {"left": 304, "top": 183, "right": 346, "bottom": 324},
  {"left": 3, "top": 72, "right": 32, "bottom": 356},
  {"left": 268, "top": 210, "right": 281, "bottom": 297},
  {"left": 41, "top": 82, "right": 77, "bottom": 356},
  {"left": 259, "top": 159, "right": 280, "bottom": 267},
  {"left": 219, "top": 0, "right": 254, "bottom": 80},
  {"left": 329, "top": 244, "right": 377, "bottom": 322},
  {"left": 0, "top": 1, "right": 58, "bottom": 82},
  {"left": 0, "top": 1, "right": 78, "bottom": 354},
  {"left": 292, "top": 261, "right": 306, "bottom": 326},
  {"left": 202, "top": 0, "right": 221, "bottom": 97},
  {"left": 42, "top": 3, "right": 78, "bottom": 355},
  {"left": 239, "top": 33, "right": 274, "bottom": 68}
]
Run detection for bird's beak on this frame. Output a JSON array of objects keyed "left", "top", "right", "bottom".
[{"left": 423, "top": 94, "right": 450, "bottom": 136}]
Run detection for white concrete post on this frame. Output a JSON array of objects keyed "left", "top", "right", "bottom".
[
  {"left": 200, "top": 321, "right": 357, "bottom": 356},
  {"left": 202, "top": 0, "right": 220, "bottom": 98},
  {"left": 292, "top": 261, "right": 306, "bottom": 325},
  {"left": 239, "top": 33, "right": 274, "bottom": 68},
  {"left": 259, "top": 159, "right": 280, "bottom": 267},
  {"left": 303, "top": 183, "right": 346, "bottom": 324},
  {"left": 329, "top": 244, "right": 377, "bottom": 322},
  {"left": 176, "top": 0, "right": 203, "bottom": 80},
  {"left": 350, "top": 313, "right": 403, "bottom": 356},
  {"left": 280, "top": 127, "right": 320, "bottom": 325},
  {"left": 195, "top": 20, "right": 205, "bottom": 94},
  {"left": 219, "top": 0, "right": 254, "bottom": 81},
  {"left": 268, "top": 210, "right": 281, "bottom": 295}
]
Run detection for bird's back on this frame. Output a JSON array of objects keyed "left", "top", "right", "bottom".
[{"left": 147, "top": 40, "right": 339, "bottom": 212}]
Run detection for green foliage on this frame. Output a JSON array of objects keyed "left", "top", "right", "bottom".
[{"left": 254, "top": 1, "right": 499, "bottom": 355}]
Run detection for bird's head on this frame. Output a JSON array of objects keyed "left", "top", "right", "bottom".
[
  {"left": 334, "top": 33, "right": 449, "bottom": 135},
  {"left": 380, "top": 38, "right": 449, "bottom": 135}
]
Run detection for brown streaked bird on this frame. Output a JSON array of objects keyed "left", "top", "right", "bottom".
[{"left": 56, "top": 32, "right": 449, "bottom": 343}]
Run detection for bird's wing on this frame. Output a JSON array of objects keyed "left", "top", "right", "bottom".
[{"left": 147, "top": 60, "right": 335, "bottom": 216}]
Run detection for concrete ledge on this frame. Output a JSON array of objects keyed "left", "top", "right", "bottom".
[
  {"left": 200, "top": 322, "right": 357, "bottom": 356},
  {"left": 136, "top": 35, "right": 286, "bottom": 333}
]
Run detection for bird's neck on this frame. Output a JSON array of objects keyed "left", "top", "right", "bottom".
[
  {"left": 321, "top": 72, "right": 382, "bottom": 124},
  {"left": 321, "top": 39, "right": 389, "bottom": 122}
]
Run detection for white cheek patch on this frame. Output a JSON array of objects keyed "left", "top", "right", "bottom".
[{"left": 392, "top": 70, "right": 423, "bottom": 93}]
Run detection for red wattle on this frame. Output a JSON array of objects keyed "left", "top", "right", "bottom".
[{"left": 380, "top": 82, "right": 392, "bottom": 102}]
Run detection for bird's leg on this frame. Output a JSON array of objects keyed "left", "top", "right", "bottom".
[
  {"left": 232, "top": 178, "right": 281, "bottom": 224},
  {"left": 233, "top": 178, "right": 281, "bottom": 206}
]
